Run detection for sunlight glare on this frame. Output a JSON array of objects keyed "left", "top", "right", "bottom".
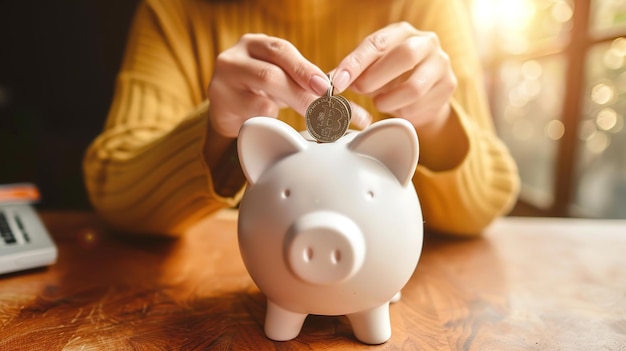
[{"left": 472, "top": 0, "right": 536, "bottom": 33}]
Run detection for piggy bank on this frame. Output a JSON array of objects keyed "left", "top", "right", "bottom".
[{"left": 236, "top": 117, "right": 423, "bottom": 344}]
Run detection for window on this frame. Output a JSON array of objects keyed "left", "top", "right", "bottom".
[{"left": 470, "top": 0, "right": 626, "bottom": 218}]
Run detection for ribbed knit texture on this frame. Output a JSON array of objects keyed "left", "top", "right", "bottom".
[{"left": 83, "top": 0, "right": 520, "bottom": 236}]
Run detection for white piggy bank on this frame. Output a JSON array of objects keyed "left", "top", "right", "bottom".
[{"left": 236, "top": 117, "right": 423, "bottom": 344}]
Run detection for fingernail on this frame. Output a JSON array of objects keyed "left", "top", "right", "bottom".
[
  {"left": 333, "top": 70, "right": 350, "bottom": 93},
  {"left": 310, "top": 75, "right": 330, "bottom": 96},
  {"left": 353, "top": 105, "right": 372, "bottom": 129}
]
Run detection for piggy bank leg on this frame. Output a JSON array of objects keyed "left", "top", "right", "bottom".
[
  {"left": 390, "top": 291, "right": 401, "bottom": 303},
  {"left": 264, "top": 299, "right": 307, "bottom": 341},
  {"left": 346, "top": 302, "right": 391, "bottom": 344}
]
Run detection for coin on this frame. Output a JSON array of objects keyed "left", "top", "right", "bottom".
[
  {"left": 334, "top": 94, "right": 352, "bottom": 120},
  {"left": 305, "top": 95, "right": 351, "bottom": 143},
  {"left": 305, "top": 73, "right": 352, "bottom": 142}
]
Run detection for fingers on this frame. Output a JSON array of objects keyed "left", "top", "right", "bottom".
[
  {"left": 352, "top": 34, "right": 434, "bottom": 95},
  {"left": 209, "top": 34, "right": 331, "bottom": 136},
  {"left": 236, "top": 34, "right": 332, "bottom": 115},
  {"left": 374, "top": 58, "right": 456, "bottom": 127},
  {"left": 394, "top": 78, "right": 456, "bottom": 127},
  {"left": 350, "top": 102, "right": 373, "bottom": 129},
  {"left": 373, "top": 51, "right": 445, "bottom": 113},
  {"left": 331, "top": 22, "right": 457, "bottom": 130},
  {"left": 333, "top": 22, "right": 418, "bottom": 93},
  {"left": 244, "top": 34, "right": 330, "bottom": 96},
  {"left": 241, "top": 58, "right": 321, "bottom": 116}
]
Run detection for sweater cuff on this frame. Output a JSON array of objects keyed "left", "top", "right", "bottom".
[{"left": 195, "top": 101, "right": 246, "bottom": 204}]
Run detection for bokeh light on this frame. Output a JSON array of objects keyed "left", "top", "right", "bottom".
[
  {"left": 591, "top": 82, "right": 615, "bottom": 105},
  {"left": 585, "top": 131, "right": 610, "bottom": 154},
  {"left": 522, "top": 60, "right": 543, "bottom": 79},
  {"left": 471, "top": 0, "right": 626, "bottom": 218},
  {"left": 545, "top": 119, "right": 565, "bottom": 140},
  {"left": 613, "top": 37, "right": 626, "bottom": 55},
  {"left": 551, "top": 0, "right": 573, "bottom": 23},
  {"left": 596, "top": 108, "right": 618, "bottom": 131}
]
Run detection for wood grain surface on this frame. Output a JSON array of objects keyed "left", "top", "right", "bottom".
[{"left": 1, "top": 211, "right": 625, "bottom": 350}]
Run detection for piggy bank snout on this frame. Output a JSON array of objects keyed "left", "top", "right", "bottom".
[{"left": 285, "top": 211, "right": 365, "bottom": 285}]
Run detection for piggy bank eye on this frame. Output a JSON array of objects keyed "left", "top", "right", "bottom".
[
  {"left": 282, "top": 189, "right": 291, "bottom": 199},
  {"left": 366, "top": 190, "right": 375, "bottom": 199}
]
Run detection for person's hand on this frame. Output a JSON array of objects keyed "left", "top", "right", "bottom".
[
  {"left": 207, "top": 33, "right": 332, "bottom": 139},
  {"left": 332, "top": 22, "right": 467, "bottom": 171},
  {"left": 332, "top": 22, "right": 457, "bottom": 134}
]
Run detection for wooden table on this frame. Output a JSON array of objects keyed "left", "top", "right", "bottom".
[{"left": 1, "top": 211, "right": 625, "bottom": 350}]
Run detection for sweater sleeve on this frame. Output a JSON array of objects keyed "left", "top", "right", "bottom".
[
  {"left": 414, "top": 100, "right": 520, "bottom": 235},
  {"left": 83, "top": 0, "right": 519, "bottom": 237},
  {"left": 410, "top": 0, "right": 520, "bottom": 236},
  {"left": 83, "top": 1, "right": 241, "bottom": 236}
]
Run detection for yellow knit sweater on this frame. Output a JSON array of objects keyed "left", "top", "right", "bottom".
[{"left": 83, "top": 0, "right": 520, "bottom": 236}]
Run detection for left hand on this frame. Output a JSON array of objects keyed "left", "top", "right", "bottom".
[{"left": 332, "top": 22, "right": 457, "bottom": 132}]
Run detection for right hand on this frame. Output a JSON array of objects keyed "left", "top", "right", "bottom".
[{"left": 207, "top": 33, "right": 331, "bottom": 138}]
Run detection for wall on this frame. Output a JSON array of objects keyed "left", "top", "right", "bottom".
[{"left": 0, "top": 1, "right": 139, "bottom": 209}]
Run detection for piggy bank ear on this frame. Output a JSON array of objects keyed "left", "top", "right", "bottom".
[
  {"left": 237, "top": 117, "right": 308, "bottom": 185},
  {"left": 347, "top": 118, "right": 419, "bottom": 186}
]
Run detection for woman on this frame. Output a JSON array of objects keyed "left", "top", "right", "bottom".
[{"left": 83, "top": 0, "right": 519, "bottom": 236}]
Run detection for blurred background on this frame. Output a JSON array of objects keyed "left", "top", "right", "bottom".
[
  {"left": 0, "top": 1, "right": 137, "bottom": 208},
  {"left": 468, "top": 0, "right": 626, "bottom": 218},
  {"left": 1, "top": 0, "right": 625, "bottom": 219}
]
